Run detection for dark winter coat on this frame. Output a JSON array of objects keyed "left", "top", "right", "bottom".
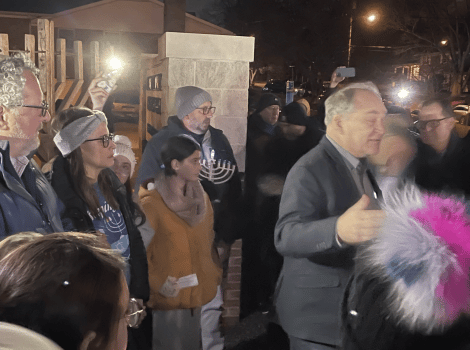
[
  {"left": 406, "top": 133, "right": 470, "bottom": 198},
  {"left": 49, "top": 155, "right": 149, "bottom": 301},
  {"left": 0, "top": 141, "right": 64, "bottom": 236},
  {"left": 244, "top": 112, "right": 280, "bottom": 209}
]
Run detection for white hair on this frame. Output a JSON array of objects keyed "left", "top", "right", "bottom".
[
  {"left": 324, "top": 81, "right": 382, "bottom": 125},
  {"left": 0, "top": 52, "right": 39, "bottom": 108}
]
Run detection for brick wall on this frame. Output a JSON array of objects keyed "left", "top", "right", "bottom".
[{"left": 222, "top": 239, "right": 242, "bottom": 328}]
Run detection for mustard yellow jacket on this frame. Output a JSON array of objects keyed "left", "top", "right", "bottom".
[{"left": 139, "top": 187, "right": 222, "bottom": 310}]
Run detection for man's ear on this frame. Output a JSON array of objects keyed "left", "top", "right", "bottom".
[
  {"left": 0, "top": 106, "right": 9, "bottom": 131},
  {"left": 332, "top": 114, "right": 344, "bottom": 133},
  {"left": 79, "top": 331, "right": 96, "bottom": 350}
]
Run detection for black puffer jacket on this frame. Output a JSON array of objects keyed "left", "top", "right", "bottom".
[{"left": 48, "top": 155, "right": 149, "bottom": 301}]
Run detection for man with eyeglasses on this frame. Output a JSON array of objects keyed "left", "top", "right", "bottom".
[
  {"left": 406, "top": 98, "right": 470, "bottom": 197},
  {"left": 135, "top": 85, "right": 243, "bottom": 350},
  {"left": 0, "top": 53, "right": 64, "bottom": 236}
]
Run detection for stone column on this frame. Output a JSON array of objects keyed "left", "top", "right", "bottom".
[{"left": 155, "top": 32, "right": 255, "bottom": 171}]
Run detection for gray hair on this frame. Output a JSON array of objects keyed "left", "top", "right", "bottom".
[
  {"left": 0, "top": 53, "right": 39, "bottom": 108},
  {"left": 324, "top": 81, "right": 382, "bottom": 125}
]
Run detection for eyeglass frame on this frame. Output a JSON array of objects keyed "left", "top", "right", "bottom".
[
  {"left": 413, "top": 117, "right": 451, "bottom": 131},
  {"left": 125, "top": 298, "right": 146, "bottom": 328},
  {"left": 13, "top": 100, "right": 49, "bottom": 117},
  {"left": 195, "top": 106, "right": 216, "bottom": 115},
  {"left": 83, "top": 133, "right": 115, "bottom": 148}
]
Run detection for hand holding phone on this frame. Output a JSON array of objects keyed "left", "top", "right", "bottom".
[{"left": 335, "top": 67, "right": 356, "bottom": 78}]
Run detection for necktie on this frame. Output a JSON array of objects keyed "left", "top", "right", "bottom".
[{"left": 357, "top": 161, "right": 381, "bottom": 209}]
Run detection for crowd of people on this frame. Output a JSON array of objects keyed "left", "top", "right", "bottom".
[{"left": 1, "top": 51, "right": 470, "bottom": 350}]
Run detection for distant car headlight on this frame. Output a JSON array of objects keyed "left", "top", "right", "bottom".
[{"left": 262, "top": 87, "right": 268, "bottom": 91}]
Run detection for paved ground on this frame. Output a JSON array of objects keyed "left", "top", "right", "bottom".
[{"left": 225, "top": 311, "right": 289, "bottom": 350}]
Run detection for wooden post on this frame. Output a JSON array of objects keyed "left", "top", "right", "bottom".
[
  {"left": 24, "top": 34, "right": 35, "bottom": 64},
  {"left": 139, "top": 54, "right": 149, "bottom": 156},
  {"left": 77, "top": 41, "right": 100, "bottom": 107},
  {"left": 55, "top": 38, "right": 67, "bottom": 101},
  {"left": 37, "top": 19, "right": 49, "bottom": 93},
  {"left": 0, "top": 34, "right": 9, "bottom": 56},
  {"left": 57, "top": 41, "right": 84, "bottom": 113},
  {"left": 37, "top": 19, "right": 54, "bottom": 132},
  {"left": 90, "top": 41, "right": 100, "bottom": 77},
  {"left": 47, "top": 20, "right": 55, "bottom": 121}
]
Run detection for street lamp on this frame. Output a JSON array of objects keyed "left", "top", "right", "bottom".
[
  {"left": 367, "top": 14, "right": 377, "bottom": 23},
  {"left": 347, "top": 3, "right": 380, "bottom": 66}
]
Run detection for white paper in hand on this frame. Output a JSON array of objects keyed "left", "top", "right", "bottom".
[
  {"left": 177, "top": 274, "right": 199, "bottom": 289},
  {"left": 158, "top": 276, "right": 179, "bottom": 298}
]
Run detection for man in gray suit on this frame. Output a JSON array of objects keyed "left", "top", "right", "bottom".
[{"left": 274, "top": 82, "right": 387, "bottom": 349}]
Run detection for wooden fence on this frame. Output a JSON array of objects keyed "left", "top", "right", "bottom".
[{"left": 0, "top": 19, "right": 106, "bottom": 122}]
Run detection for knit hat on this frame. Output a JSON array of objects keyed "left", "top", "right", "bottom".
[
  {"left": 279, "top": 102, "right": 308, "bottom": 126},
  {"left": 113, "top": 135, "right": 136, "bottom": 177},
  {"left": 175, "top": 86, "right": 212, "bottom": 120},
  {"left": 255, "top": 93, "right": 281, "bottom": 113}
]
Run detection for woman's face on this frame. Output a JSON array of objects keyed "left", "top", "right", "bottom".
[
  {"left": 107, "top": 272, "right": 129, "bottom": 350},
  {"left": 111, "top": 155, "right": 132, "bottom": 185},
  {"left": 173, "top": 150, "right": 202, "bottom": 182},
  {"left": 80, "top": 122, "right": 116, "bottom": 173}
]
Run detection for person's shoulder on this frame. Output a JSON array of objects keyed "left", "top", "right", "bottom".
[{"left": 147, "top": 116, "right": 183, "bottom": 143}]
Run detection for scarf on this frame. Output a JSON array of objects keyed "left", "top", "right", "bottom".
[{"left": 150, "top": 174, "right": 206, "bottom": 227}]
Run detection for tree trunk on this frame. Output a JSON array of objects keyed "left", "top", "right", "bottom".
[{"left": 451, "top": 74, "right": 462, "bottom": 96}]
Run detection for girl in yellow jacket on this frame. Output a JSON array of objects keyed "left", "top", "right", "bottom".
[{"left": 139, "top": 135, "right": 222, "bottom": 350}]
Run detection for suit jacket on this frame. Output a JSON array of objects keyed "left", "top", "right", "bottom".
[{"left": 274, "top": 136, "right": 361, "bottom": 346}]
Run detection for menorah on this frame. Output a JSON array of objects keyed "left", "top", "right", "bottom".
[{"left": 199, "top": 150, "right": 236, "bottom": 184}]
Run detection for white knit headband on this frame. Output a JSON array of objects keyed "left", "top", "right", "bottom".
[{"left": 53, "top": 110, "right": 107, "bottom": 157}]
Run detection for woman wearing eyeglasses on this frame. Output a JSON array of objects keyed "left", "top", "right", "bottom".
[{"left": 48, "top": 107, "right": 150, "bottom": 348}]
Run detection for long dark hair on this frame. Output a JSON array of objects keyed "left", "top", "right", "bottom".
[
  {"left": 52, "top": 107, "right": 118, "bottom": 217},
  {"left": 0, "top": 232, "right": 125, "bottom": 350},
  {"left": 160, "top": 135, "right": 201, "bottom": 177}
]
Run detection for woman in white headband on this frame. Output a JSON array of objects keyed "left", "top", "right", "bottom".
[{"left": 48, "top": 107, "right": 149, "bottom": 349}]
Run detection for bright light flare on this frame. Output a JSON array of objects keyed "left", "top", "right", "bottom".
[
  {"left": 108, "top": 57, "right": 123, "bottom": 71},
  {"left": 440, "top": 39, "right": 448, "bottom": 46},
  {"left": 397, "top": 89, "right": 410, "bottom": 99},
  {"left": 367, "top": 14, "right": 377, "bottom": 23}
]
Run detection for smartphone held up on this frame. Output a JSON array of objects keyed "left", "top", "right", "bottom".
[{"left": 335, "top": 67, "right": 356, "bottom": 78}]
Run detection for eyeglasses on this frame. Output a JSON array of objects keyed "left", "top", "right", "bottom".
[
  {"left": 15, "top": 100, "right": 49, "bottom": 117},
  {"left": 125, "top": 298, "right": 146, "bottom": 328},
  {"left": 413, "top": 117, "right": 450, "bottom": 131},
  {"left": 195, "top": 106, "right": 216, "bottom": 115},
  {"left": 83, "top": 133, "right": 115, "bottom": 148}
]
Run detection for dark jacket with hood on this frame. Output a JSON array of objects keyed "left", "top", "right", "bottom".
[{"left": 49, "top": 155, "right": 149, "bottom": 301}]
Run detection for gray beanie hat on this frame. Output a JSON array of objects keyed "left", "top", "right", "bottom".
[
  {"left": 175, "top": 86, "right": 212, "bottom": 120},
  {"left": 53, "top": 110, "right": 107, "bottom": 157}
]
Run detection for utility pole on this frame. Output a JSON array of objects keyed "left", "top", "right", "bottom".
[{"left": 347, "top": 0, "right": 357, "bottom": 66}]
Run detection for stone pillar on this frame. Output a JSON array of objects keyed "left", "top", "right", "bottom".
[{"left": 155, "top": 32, "right": 255, "bottom": 171}]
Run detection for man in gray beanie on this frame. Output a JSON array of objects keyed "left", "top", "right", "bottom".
[{"left": 135, "top": 85, "right": 244, "bottom": 350}]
